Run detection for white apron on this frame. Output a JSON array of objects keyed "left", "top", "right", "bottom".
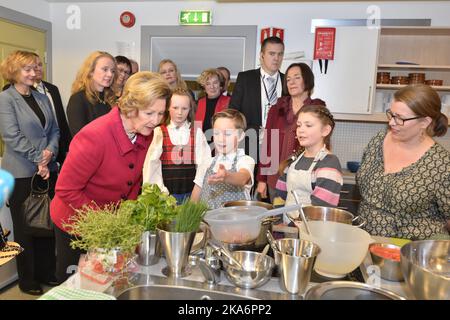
[{"left": 284, "top": 146, "right": 328, "bottom": 223}]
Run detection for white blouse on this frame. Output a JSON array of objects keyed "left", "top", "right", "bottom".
[
  {"left": 193, "top": 148, "right": 255, "bottom": 193},
  {"left": 142, "top": 121, "right": 212, "bottom": 193}
]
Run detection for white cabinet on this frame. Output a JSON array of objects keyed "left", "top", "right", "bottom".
[{"left": 311, "top": 26, "right": 379, "bottom": 114}]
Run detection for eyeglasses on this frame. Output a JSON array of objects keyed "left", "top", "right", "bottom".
[{"left": 385, "top": 109, "right": 422, "bottom": 126}]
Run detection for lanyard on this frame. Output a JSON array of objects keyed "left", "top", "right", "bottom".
[{"left": 260, "top": 73, "right": 279, "bottom": 127}]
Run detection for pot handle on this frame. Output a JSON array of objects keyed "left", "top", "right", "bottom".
[{"left": 352, "top": 215, "right": 366, "bottom": 228}]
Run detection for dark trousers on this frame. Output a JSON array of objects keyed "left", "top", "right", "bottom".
[
  {"left": 9, "top": 174, "right": 57, "bottom": 290},
  {"left": 54, "top": 224, "right": 84, "bottom": 283}
]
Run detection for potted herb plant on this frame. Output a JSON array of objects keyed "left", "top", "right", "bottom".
[
  {"left": 157, "top": 200, "right": 208, "bottom": 277},
  {"left": 120, "top": 184, "right": 178, "bottom": 265},
  {"left": 65, "top": 203, "right": 144, "bottom": 274}
]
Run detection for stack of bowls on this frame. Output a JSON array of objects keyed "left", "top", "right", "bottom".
[
  {"left": 408, "top": 73, "right": 426, "bottom": 84},
  {"left": 391, "top": 76, "right": 409, "bottom": 85},
  {"left": 425, "top": 79, "right": 444, "bottom": 86},
  {"left": 377, "top": 72, "right": 391, "bottom": 84}
]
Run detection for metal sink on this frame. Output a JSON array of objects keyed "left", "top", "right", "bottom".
[
  {"left": 110, "top": 273, "right": 299, "bottom": 300},
  {"left": 116, "top": 284, "right": 255, "bottom": 300}
]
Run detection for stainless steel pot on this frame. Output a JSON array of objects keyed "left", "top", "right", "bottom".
[
  {"left": 222, "top": 200, "right": 280, "bottom": 248},
  {"left": 301, "top": 206, "right": 365, "bottom": 227}
]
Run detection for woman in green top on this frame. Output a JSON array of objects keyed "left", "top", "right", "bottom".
[{"left": 357, "top": 84, "right": 449, "bottom": 240}]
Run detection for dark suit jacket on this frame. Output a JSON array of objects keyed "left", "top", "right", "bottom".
[
  {"left": 41, "top": 81, "right": 72, "bottom": 165},
  {"left": 229, "top": 68, "right": 285, "bottom": 130},
  {"left": 3, "top": 82, "right": 72, "bottom": 165}
]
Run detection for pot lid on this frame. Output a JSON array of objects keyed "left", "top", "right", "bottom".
[{"left": 305, "top": 281, "right": 406, "bottom": 300}]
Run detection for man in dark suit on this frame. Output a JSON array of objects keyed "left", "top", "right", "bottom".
[
  {"left": 229, "top": 36, "right": 285, "bottom": 197},
  {"left": 33, "top": 56, "right": 72, "bottom": 168}
]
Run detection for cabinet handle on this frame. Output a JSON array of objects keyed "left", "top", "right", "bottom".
[
  {"left": 337, "top": 207, "right": 349, "bottom": 210},
  {"left": 367, "top": 85, "right": 372, "bottom": 112},
  {"left": 340, "top": 190, "right": 350, "bottom": 194}
]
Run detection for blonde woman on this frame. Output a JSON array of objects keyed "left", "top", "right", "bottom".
[
  {"left": 158, "top": 59, "right": 188, "bottom": 90},
  {"left": 67, "top": 51, "right": 117, "bottom": 136},
  {"left": 51, "top": 71, "right": 172, "bottom": 283},
  {"left": 0, "top": 50, "right": 60, "bottom": 295}
]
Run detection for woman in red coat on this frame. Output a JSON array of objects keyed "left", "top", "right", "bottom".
[
  {"left": 195, "top": 68, "right": 230, "bottom": 133},
  {"left": 256, "top": 63, "right": 325, "bottom": 201},
  {"left": 50, "top": 72, "right": 171, "bottom": 283}
]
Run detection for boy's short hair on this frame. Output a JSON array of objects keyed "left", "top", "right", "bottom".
[{"left": 211, "top": 109, "right": 247, "bottom": 131}]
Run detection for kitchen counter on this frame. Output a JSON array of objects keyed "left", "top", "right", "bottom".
[{"left": 61, "top": 236, "right": 412, "bottom": 300}]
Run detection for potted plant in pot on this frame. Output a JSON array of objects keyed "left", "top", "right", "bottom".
[
  {"left": 157, "top": 200, "right": 208, "bottom": 277},
  {"left": 120, "top": 184, "right": 178, "bottom": 266},
  {"left": 65, "top": 203, "right": 144, "bottom": 283}
]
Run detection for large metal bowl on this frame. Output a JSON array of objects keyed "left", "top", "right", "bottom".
[
  {"left": 223, "top": 250, "right": 275, "bottom": 289},
  {"left": 302, "top": 206, "right": 365, "bottom": 227},
  {"left": 400, "top": 240, "right": 450, "bottom": 300}
]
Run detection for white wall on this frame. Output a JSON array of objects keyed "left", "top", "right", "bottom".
[
  {"left": 48, "top": 1, "right": 450, "bottom": 104},
  {"left": 0, "top": 0, "right": 50, "bottom": 21}
]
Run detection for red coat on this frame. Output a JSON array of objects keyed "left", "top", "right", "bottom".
[
  {"left": 257, "top": 96, "right": 325, "bottom": 189},
  {"left": 195, "top": 95, "right": 230, "bottom": 130},
  {"left": 50, "top": 107, "right": 152, "bottom": 232}
]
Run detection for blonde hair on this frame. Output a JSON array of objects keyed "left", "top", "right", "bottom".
[
  {"left": 71, "top": 51, "right": 117, "bottom": 106},
  {"left": 197, "top": 68, "right": 225, "bottom": 89},
  {"left": 0, "top": 50, "right": 38, "bottom": 83},
  {"left": 118, "top": 71, "right": 172, "bottom": 117},
  {"left": 394, "top": 84, "right": 448, "bottom": 137},
  {"left": 166, "top": 87, "right": 196, "bottom": 125},
  {"left": 158, "top": 59, "right": 188, "bottom": 90},
  {"left": 211, "top": 109, "right": 247, "bottom": 131}
]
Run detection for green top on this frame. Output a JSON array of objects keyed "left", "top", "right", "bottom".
[{"left": 356, "top": 130, "right": 450, "bottom": 240}]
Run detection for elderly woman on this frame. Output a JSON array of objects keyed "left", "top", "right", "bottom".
[
  {"left": 67, "top": 51, "right": 117, "bottom": 136},
  {"left": 357, "top": 84, "right": 449, "bottom": 240},
  {"left": 50, "top": 72, "right": 171, "bottom": 283},
  {"left": 195, "top": 68, "right": 231, "bottom": 132},
  {"left": 0, "top": 50, "right": 60, "bottom": 295},
  {"left": 256, "top": 62, "right": 325, "bottom": 201}
]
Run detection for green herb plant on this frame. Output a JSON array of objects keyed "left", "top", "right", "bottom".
[
  {"left": 121, "top": 183, "right": 178, "bottom": 232},
  {"left": 64, "top": 203, "right": 144, "bottom": 255},
  {"left": 174, "top": 200, "right": 208, "bottom": 233}
]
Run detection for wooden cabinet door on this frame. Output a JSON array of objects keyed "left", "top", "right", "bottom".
[{"left": 311, "top": 26, "right": 379, "bottom": 114}]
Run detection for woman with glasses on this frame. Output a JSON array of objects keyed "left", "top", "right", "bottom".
[
  {"left": 114, "top": 55, "right": 132, "bottom": 100},
  {"left": 195, "top": 68, "right": 231, "bottom": 132},
  {"left": 356, "top": 84, "right": 449, "bottom": 240}
]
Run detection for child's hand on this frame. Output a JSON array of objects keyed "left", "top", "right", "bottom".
[{"left": 208, "top": 164, "right": 227, "bottom": 184}]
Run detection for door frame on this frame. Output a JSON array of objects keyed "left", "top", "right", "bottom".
[
  {"left": 0, "top": 6, "right": 52, "bottom": 81},
  {"left": 140, "top": 25, "right": 257, "bottom": 73}
]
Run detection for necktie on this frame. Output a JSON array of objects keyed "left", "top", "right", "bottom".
[
  {"left": 266, "top": 75, "right": 278, "bottom": 106},
  {"left": 35, "top": 83, "right": 45, "bottom": 95}
]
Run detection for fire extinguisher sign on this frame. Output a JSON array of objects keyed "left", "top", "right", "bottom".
[{"left": 314, "top": 27, "right": 336, "bottom": 60}]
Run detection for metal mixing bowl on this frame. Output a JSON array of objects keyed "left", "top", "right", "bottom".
[
  {"left": 400, "top": 240, "right": 450, "bottom": 300},
  {"left": 369, "top": 243, "right": 403, "bottom": 282},
  {"left": 301, "top": 206, "right": 365, "bottom": 227},
  {"left": 223, "top": 250, "right": 275, "bottom": 289}
]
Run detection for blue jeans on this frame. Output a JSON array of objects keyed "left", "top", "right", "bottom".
[{"left": 173, "top": 193, "right": 191, "bottom": 205}]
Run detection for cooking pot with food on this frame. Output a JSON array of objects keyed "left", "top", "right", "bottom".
[
  {"left": 203, "top": 204, "right": 300, "bottom": 245},
  {"left": 222, "top": 200, "right": 280, "bottom": 248}
]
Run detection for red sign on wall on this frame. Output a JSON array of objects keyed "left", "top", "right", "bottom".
[
  {"left": 313, "top": 27, "right": 336, "bottom": 60},
  {"left": 260, "top": 27, "right": 285, "bottom": 44}
]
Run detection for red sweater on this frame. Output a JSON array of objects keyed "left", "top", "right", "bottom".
[
  {"left": 50, "top": 107, "right": 152, "bottom": 232},
  {"left": 257, "top": 96, "right": 325, "bottom": 189},
  {"left": 195, "top": 95, "right": 230, "bottom": 130}
]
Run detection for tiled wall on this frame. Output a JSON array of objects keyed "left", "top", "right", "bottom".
[{"left": 331, "top": 121, "right": 450, "bottom": 170}]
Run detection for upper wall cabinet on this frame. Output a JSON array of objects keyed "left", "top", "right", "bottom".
[
  {"left": 376, "top": 27, "right": 450, "bottom": 92},
  {"left": 311, "top": 26, "right": 379, "bottom": 114}
]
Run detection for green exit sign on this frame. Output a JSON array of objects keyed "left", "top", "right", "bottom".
[{"left": 179, "top": 10, "right": 212, "bottom": 25}]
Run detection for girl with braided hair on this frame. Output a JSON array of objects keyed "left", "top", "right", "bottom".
[{"left": 274, "top": 105, "right": 343, "bottom": 218}]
